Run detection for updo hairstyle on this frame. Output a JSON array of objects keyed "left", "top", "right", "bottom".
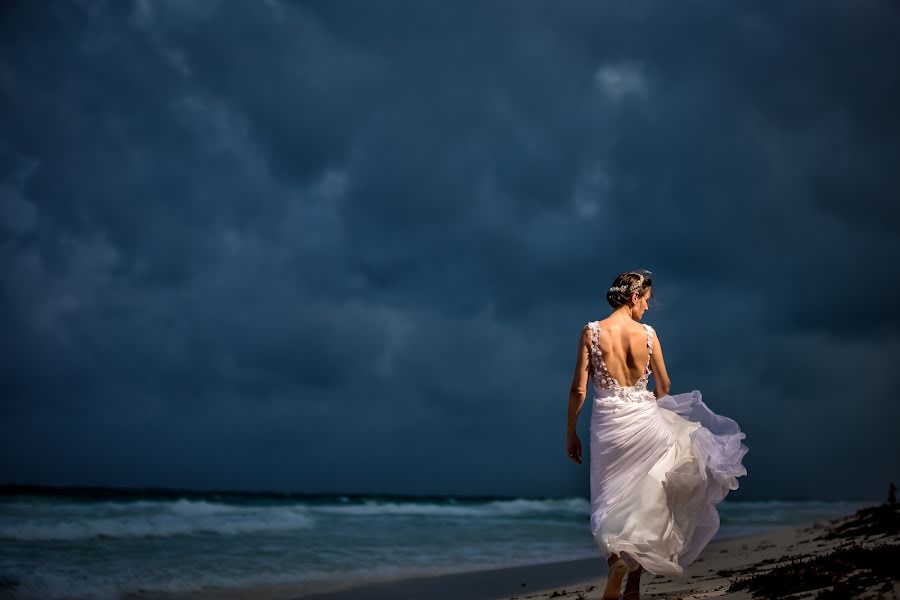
[{"left": 606, "top": 270, "right": 653, "bottom": 309}]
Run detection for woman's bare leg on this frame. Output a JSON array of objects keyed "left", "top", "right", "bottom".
[
  {"left": 602, "top": 553, "right": 628, "bottom": 600},
  {"left": 623, "top": 564, "right": 644, "bottom": 599}
]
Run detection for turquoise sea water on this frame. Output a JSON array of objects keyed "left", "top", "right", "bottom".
[{"left": 0, "top": 485, "right": 877, "bottom": 599}]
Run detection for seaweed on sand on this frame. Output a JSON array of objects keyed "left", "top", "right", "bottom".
[
  {"left": 726, "top": 541, "right": 899, "bottom": 599},
  {"left": 814, "top": 502, "right": 900, "bottom": 541}
]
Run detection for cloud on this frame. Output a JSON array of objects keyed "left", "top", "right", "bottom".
[
  {"left": 0, "top": 0, "right": 898, "bottom": 500},
  {"left": 594, "top": 61, "right": 648, "bottom": 101},
  {"left": 0, "top": 183, "right": 37, "bottom": 234}
]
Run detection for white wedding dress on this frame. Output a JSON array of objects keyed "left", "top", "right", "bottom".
[{"left": 587, "top": 321, "right": 748, "bottom": 577}]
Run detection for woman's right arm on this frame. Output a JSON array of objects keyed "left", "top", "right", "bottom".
[
  {"left": 649, "top": 328, "right": 671, "bottom": 398},
  {"left": 566, "top": 325, "right": 591, "bottom": 463}
]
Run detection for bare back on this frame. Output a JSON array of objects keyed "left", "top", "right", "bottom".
[
  {"left": 594, "top": 319, "right": 653, "bottom": 388},
  {"left": 569, "top": 317, "right": 671, "bottom": 400}
]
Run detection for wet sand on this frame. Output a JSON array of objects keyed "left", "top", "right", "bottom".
[
  {"left": 138, "top": 503, "right": 898, "bottom": 600},
  {"left": 293, "top": 502, "right": 899, "bottom": 600}
]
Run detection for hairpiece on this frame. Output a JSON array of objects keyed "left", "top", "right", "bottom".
[{"left": 608, "top": 272, "right": 647, "bottom": 294}]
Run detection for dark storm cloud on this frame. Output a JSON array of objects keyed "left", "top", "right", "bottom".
[{"left": 1, "top": 0, "right": 898, "bottom": 499}]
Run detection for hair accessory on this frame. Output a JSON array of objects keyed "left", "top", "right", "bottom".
[{"left": 608, "top": 270, "right": 651, "bottom": 294}]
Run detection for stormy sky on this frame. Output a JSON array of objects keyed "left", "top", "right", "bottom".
[{"left": 1, "top": 0, "right": 898, "bottom": 502}]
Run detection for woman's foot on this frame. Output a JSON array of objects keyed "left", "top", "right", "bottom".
[
  {"left": 602, "top": 557, "right": 628, "bottom": 600},
  {"left": 623, "top": 563, "right": 643, "bottom": 600}
]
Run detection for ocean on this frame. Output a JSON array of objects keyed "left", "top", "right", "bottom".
[{"left": 0, "top": 485, "right": 876, "bottom": 599}]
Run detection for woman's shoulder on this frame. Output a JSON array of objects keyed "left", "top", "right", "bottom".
[
  {"left": 639, "top": 322, "right": 657, "bottom": 340},
  {"left": 591, "top": 320, "right": 657, "bottom": 343},
  {"left": 594, "top": 317, "right": 653, "bottom": 331}
]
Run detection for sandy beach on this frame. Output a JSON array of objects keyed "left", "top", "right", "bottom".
[{"left": 291, "top": 502, "right": 899, "bottom": 600}]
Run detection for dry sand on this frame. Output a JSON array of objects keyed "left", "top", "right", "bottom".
[{"left": 507, "top": 502, "right": 899, "bottom": 600}]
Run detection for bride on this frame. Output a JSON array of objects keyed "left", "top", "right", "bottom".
[{"left": 566, "top": 269, "right": 748, "bottom": 600}]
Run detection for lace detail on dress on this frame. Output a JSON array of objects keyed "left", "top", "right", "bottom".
[{"left": 587, "top": 321, "right": 655, "bottom": 402}]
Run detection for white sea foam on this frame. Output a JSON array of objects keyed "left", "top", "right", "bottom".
[
  {"left": 0, "top": 494, "right": 871, "bottom": 600},
  {"left": 0, "top": 496, "right": 590, "bottom": 541},
  {"left": 311, "top": 496, "right": 590, "bottom": 517},
  {"left": 0, "top": 498, "right": 316, "bottom": 541}
]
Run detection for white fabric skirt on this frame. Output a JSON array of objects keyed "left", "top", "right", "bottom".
[{"left": 589, "top": 389, "right": 748, "bottom": 577}]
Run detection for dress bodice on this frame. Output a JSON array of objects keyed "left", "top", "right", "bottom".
[{"left": 587, "top": 321, "right": 655, "bottom": 401}]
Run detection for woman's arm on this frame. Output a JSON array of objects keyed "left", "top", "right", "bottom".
[
  {"left": 649, "top": 328, "right": 671, "bottom": 398},
  {"left": 567, "top": 325, "right": 591, "bottom": 441}
]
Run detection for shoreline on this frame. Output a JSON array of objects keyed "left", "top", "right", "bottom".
[
  {"left": 287, "top": 526, "right": 806, "bottom": 600},
  {"left": 134, "top": 503, "right": 899, "bottom": 600},
  {"left": 292, "top": 504, "right": 899, "bottom": 600},
  {"left": 290, "top": 535, "right": 762, "bottom": 600},
  {"left": 491, "top": 503, "right": 900, "bottom": 600}
]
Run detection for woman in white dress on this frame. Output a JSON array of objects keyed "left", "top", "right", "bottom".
[{"left": 566, "top": 270, "right": 748, "bottom": 600}]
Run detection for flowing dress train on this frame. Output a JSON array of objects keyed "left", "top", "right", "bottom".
[{"left": 586, "top": 321, "right": 749, "bottom": 577}]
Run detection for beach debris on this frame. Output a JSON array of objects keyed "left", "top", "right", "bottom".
[
  {"left": 726, "top": 541, "right": 899, "bottom": 598},
  {"left": 815, "top": 502, "right": 900, "bottom": 540}
]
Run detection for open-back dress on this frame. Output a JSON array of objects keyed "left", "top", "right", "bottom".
[{"left": 586, "top": 321, "right": 749, "bottom": 576}]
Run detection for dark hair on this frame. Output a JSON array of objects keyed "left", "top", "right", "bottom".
[{"left": 606, "top": 270, "right": 653, "bottom": 309}]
